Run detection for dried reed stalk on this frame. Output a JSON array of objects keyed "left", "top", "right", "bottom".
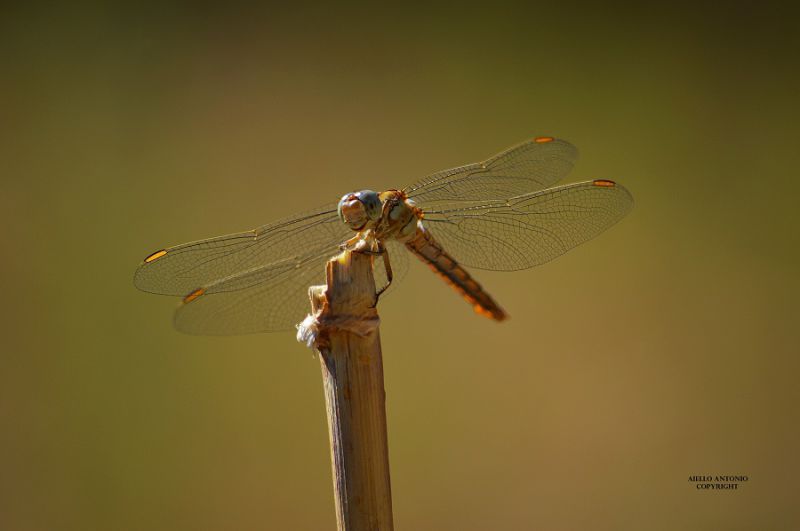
[{"left": 300, "top": 250, "right": 393, "bottom": 531}]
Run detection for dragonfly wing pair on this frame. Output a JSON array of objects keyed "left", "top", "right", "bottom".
[
  {"left": 404, "top": 136, "right": 632, "bottom": 271},
  {"left": 134, "top": 205, "right": 409, "bottom": 335}
]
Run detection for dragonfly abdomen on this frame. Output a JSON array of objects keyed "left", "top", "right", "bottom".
[{"left": 404, "top": 225, "right": 507, "bottom": 321}]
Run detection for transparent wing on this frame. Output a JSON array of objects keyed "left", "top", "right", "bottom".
[
  {"left": 134, "top": 204, "right": 349, "bottom": 296},
  {"left": 421, "top": 180, "right": 633, "bottom": 271},
  {"left": 173, "top": 239, "right": 411, "bottom": 335},
  {"left": 173, "top": 248, "right": 334, "bottom": 335},
  {"left": 404, "top": 137, "right": 578, "bottom": 207}
]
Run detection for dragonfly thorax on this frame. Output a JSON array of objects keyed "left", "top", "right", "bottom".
[{"left": 374, "top": 190, "right": 419, "bottom": 241}]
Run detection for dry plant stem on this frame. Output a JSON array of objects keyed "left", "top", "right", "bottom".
[{"left": 308, "top": 250, "right": 394, "bottom": 531}]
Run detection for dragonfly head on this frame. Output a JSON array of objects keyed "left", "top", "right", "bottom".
[{"left": 338, "top": 190, "right": 382, "bottom": 231}]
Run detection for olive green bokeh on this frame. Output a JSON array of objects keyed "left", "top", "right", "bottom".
[{"left": 2, "top": 3, "right": 799, "bottom": 530}]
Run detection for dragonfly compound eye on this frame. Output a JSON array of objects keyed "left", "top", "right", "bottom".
[{"left": 337, "top": 190, "right": 381, "bottom": 230}]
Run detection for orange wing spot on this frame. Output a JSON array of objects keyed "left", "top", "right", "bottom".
[
  {"left": 534, "top": 136, "right": 555, "bottom": 143},
  {"left": 592, "top": 179, "right": 617, "bottom": 187},
  {"left": 144, "top": 249, "right": 167, "bottom": 263},
  {"left": 183, "top": 288, "right": 205, "bottom": 304}
]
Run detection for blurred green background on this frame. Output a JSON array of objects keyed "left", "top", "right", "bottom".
[{"left": 2, "top": 2, "right": 799, "bottom": 530}]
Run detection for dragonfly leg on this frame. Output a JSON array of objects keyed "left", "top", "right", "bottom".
[
  {"left": 340, "top": 234, "right": 362, "bottom": 251},
  {"left": 341, "top": 232, "right": 392, "bottom": 303},
  {"left": 374, "top": 242, "right": 393, "bottom": 299},
  {"left": 341, "top": 230, "right": 383, "bottom": 255}
]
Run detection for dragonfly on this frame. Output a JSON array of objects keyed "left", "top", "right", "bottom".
[{"left": 134, "top": 136, "right": 633, "bottom": 335}]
